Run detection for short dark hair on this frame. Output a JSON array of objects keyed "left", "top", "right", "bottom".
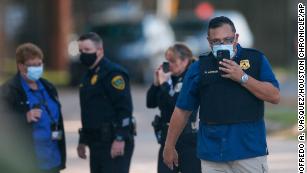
[
  {"left": 78, "top": 32, "right": 103, "bottom": 47},
  {"left": 208, "top": 16, "right": 236, "bottom": 33}
]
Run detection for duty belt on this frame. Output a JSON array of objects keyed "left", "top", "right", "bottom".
[{"left": 82, "top": 123, "right": 113, "bottom": 143}]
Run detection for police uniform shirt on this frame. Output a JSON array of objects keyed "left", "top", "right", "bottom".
[
  {"left": 147, "top": 74, "right": 186, "bottom": 123},
  {"left": 104, "top": 68, "right": 133, "bottom": 139},
  {"left": 79, "top": 58, "right": 133, "bottom": 140},
  {"left": 176, "top": 44, "right": 280, "bottom": 162}
]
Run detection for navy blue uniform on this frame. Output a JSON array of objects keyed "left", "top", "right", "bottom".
[
  {"left": 176, "top": 44, "right": 280, "bottom": 162},
  {"left": 146, "top": 72, "right": 201, "bottom": 173},
  {"left": 79, "top": 58, "right": 134, "bottom": 173}
]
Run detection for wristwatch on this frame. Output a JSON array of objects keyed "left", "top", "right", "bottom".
[{"left": 240, "top": 73, "right": 249, "bottom": 84}]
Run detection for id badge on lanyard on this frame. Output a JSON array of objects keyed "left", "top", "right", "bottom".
[
  {"left": 51, "top": 123, "right": 63, "bottom": 141},
  {"left": 33, "top": 90, "right": 62, "bottom": 141}
]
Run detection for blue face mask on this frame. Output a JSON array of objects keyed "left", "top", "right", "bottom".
[
  {"left": 27, "top": 66, "right": 43, "bottom": 81},
  {"left": 212, "top": 44, "right": 235, "bottom": 58}
]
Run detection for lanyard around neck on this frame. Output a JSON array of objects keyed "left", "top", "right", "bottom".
[{"left": 31, "top": 89, "right": 57, "bottom": 124}]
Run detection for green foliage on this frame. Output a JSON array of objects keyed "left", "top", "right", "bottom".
[{"left": 265, "top": 107, "right": 297, "bottom": 128}]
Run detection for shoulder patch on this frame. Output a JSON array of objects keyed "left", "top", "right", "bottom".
[{"left": 111, "top": 75, "right": 125, "bottom": 90}]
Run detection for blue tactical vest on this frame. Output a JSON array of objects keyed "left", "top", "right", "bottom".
[{"left": 199, "top": 48, "right": 264, "bottom": 124}]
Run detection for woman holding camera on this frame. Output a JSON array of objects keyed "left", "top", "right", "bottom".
[{"left": 146, "top": 43, "right": 201, "bottom": 173}]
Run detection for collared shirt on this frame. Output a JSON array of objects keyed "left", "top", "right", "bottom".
[
  {"left": 176, "top": 44, "right": 280, "bottom": 162},
  {"left": 79, "top": 58, "right": 133, "bottom": 140},
  {"left": 20, "top": 75, "right": 61, "bottom": 169}
]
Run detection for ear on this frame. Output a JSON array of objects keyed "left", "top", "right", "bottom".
[
  {"left": 183, "top": 58, "right": 190, "bottom": 66},
  {"left": 207, "top": 36, "right": 213, "bottom": 49},
  {"left": 17, "top": 63, "right": 24, "bottom": 72},
  {"left": 97, "top": 47, "right": 104, "bottom": 57},
  {"left": 233, "top": 33, "right": 240, "bottom": 48},
  {"left": 235, "top": 33, "right": 239, "bottom": 43}
]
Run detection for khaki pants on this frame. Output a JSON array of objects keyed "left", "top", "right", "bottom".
[{"left": 201, "top": 156, "right": 268, "bottom": 173}]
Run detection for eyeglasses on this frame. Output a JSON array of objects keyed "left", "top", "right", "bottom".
[
  {"left": 209, "top": 36, "right": 236, "bottom": 46},
  {"left": 24, "top": 63, "right": 43, "bottom": 67}
]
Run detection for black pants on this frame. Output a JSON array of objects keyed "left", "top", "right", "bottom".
[
  {"left": 88, "top": 139, "right": 134, "bottom": 173},
  {"left": 158, "top": 133, "right": 201, "bottom": 173}
]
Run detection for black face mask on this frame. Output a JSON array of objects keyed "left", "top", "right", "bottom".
[{"left": 79, "top": 52, "right": 97, "bottom": 67}]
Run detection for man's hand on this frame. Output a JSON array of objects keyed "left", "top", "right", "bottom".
[
  {"left": 111, "top": 140, "right": 125, "bottom": 158},
  {"left": 219, "top": 59, "right": 280, "bottom": 104},
  {"left": 219, "top": 59, "right": 244, "bottom": 82},
  {"left": 77, "top": 144, "right": 87, "bottom": 159},
  {"left": 163, "top": 145, "right": 178, "bottom": 170},
  {"left": 163, "top": 107, "right": 191, "bottom": 170},
  {"left": 26, "top": 108, "right": 42, "bottom": 123}
]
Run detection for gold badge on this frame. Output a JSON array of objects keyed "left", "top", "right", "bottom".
[
  {"left": 240, "top": 60, "right": 250, "bottom": 70},
  {"left": 111, "top": 75, "right": 125, "bottom": 90},
  {"left": 91, "top": 74, "right": 98, "bottom": 85}
]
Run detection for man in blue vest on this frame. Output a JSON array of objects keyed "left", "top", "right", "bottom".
[{"left": 163, "top": 16, "right": 280, "bottom": 173}]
